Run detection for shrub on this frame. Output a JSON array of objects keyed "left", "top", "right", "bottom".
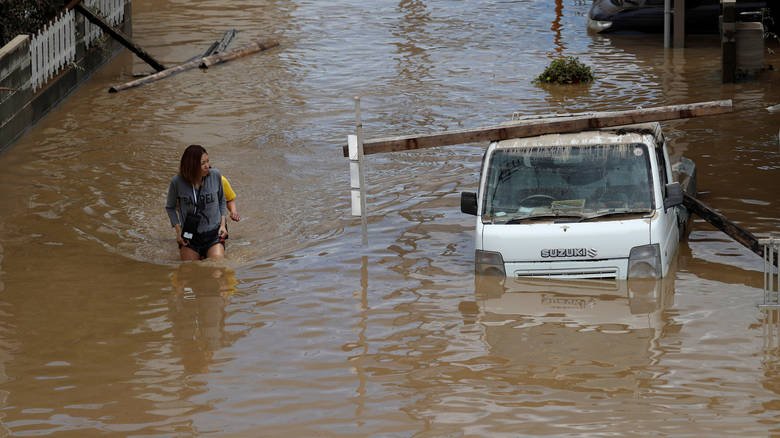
[
  {"left": 534, "top": 57, "right": 595, "bottom": 85},
  {"left": 0, "top": 0, "right": 63, "bottom": 47}
]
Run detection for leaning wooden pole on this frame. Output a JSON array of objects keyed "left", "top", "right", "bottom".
[
  {"left": 199, "top": 40, "right": 279, "bottom": 68},
  {"left": 683, "top": 193, "right": 777, "bottom": 267},
  {"left": 74, "top": 2, "right": 166, "bottom": 72},
  {"left": 342, "top": 100, "right": 733, "bottom": 157},
  {"left": 109, "top": 57, "right": 201, "bottom": 92},
  {"left": 109, "top": 39, "right": 278, "bottom": 93}
]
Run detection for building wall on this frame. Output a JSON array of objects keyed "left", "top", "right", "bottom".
[{"left": 0, "top": 1, "right": 132, "bottom": 153}]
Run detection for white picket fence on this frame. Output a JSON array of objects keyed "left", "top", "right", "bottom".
[
  {"left": 29, "top": 0, "right": 125, "bottom": 92},
  {"left": 29, "top": 10, "right": 76, "bottom": 92},
  {"left": 84, "top": 0, "right": 126, "bottom": 48}
]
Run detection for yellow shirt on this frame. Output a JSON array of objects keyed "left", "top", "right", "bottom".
[{"left": 222, "top": 176, "right": 236, "bottom": 202}]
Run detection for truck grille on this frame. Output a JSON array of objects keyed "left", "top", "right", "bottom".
[{"left": 514, "top": 268, "right": 618, "bottom": 280}]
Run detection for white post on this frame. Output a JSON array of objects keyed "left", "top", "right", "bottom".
[
  {"left": 30, "top": 33, "right": 38, "bottom": 91},
  {"left": 348, "top": 97, "right": 368, "bottom": 244},
  {"left": 44, "top": 24, "right": 50, "bottom": 83},
  {"left": 54, "top": 13, "right": 62, "bottom": 70},
  {"left": 67, "top": 10, "right": 75, "bottom": 63}
]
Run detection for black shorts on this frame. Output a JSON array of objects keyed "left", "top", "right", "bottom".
[{"left": 180, "top": 229, "right": 226, "bottom": 258}]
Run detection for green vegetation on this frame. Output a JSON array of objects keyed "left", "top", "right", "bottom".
[
  {"left": 534, "top": 57, "right": 595, "bottom": 85},
  {"left": 0, "top": 0, "right": 62, "bottom": 46}
]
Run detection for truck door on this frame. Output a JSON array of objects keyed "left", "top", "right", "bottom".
[{"left": 654, "top": 144, "right": 680, "bottom": 276}]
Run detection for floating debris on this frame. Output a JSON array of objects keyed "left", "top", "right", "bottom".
[{"left": 534, "top": 57, "right": 594, "bottom": 85}]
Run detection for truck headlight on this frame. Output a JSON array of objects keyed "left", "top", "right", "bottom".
[
  {"left": 475, "top": 250, "right": 506, "bottom": 277},
  {"left": 628, "top": 244, "right": 661, "bottom": 279}
]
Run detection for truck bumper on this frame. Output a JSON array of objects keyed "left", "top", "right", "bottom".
[{"left": 505, "top": 259, "right": 629, "bottom": 280}]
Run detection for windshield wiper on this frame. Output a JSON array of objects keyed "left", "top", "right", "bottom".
[
  {"left": 577, "top": 209, "right": 651, "bottom": 222},
  {"left": 505, "top": 213, "right": 584, "bottom": 224}
]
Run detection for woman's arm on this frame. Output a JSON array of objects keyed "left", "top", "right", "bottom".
[
  {"left": 227, "top": 199, "right": 241, "bottom": 221},
  {"left": 165, "top": 178, "right": 181, "bottom": 227},
  {"left": 214, "top": 170, "right": 228, "bottom": 238},
  {"left": 166, "top": 178, "right": 187, "bottom": 246},
  {"left": 218, "top": 214, "right": 227, "bottom": 238},
  {"left": 174, "top": 223, "right": 187, "bottom": 246}
]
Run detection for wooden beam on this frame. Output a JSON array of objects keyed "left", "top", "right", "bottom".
[
  {"left": 683, "top": 193, "right": 777, "bottom": 266},
  {"left": 108, "top": 39, "right": 278, "bottom": 93},
  {"left": 199, "top": 39, "right": 279, "bottom": 69},
  {"left": 132, "top": 29, "right": 239, "bottom": 78},
  {"left": 213, "top": 29, "right": 238, "bottom": 54},
  {"left": 64, "top": 0, "right": 83, "bottom": 11},
  {"left": 342, "top": 100, "right": 733, "bottom": 157},
  {"left": 186, "top": 29, "right": 237, "bottom": 63},
  {"left": 109, "top": 57, "right": 201, "bottom": 93},
  {"left": 75, "top": 3, "right": 166, "bottom": 72}
]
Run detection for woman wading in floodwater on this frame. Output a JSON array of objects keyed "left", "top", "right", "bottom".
[{"left": 166, "top": 145, "right": 228, "bottom": 261}]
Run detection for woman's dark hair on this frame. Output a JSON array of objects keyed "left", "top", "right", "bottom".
[{"left": 180, "top": 144, "right": 208, "bottom": 186}]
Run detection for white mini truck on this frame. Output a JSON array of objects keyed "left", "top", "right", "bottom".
[{"left": 460, "top": 121, "right": 693, "bottom": 280}]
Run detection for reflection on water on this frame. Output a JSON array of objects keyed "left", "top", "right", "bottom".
[
  {"left": 552, "top": 0, "right": 565, "bottom": 56},
  {"left": 471, "top": 275, "right": 675, "bottom": 390},
  {"left": 168, "top": 264, "right": 238, "bottom": 374},
  {"left": 761, "top": 309, "right": 780, "bottom": 435},
  {"left": 0, "top": 0, "right": 778, "bottom": 434}
]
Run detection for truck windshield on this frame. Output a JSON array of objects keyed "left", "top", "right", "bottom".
[{"left": 483, "top": 143, "right": 655, "bottom": 223}]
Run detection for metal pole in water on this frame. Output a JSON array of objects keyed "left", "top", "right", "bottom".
[
  {"left": 673, "top": 0, "right": 685, "bottom": 48},
  {"left": 722, "top": 0, "right": 737, "bottom": 83},
  {"left": 664, "top": 0, "right": 671, "bottom": 48},
  {"left": 761, "top": 239, "right": 780, "bottom": 309},
  {"left": 766, "top": 241, "right": 770, "bottom": 306},
  {"left": 348, "top": 97, "right": 368, "bottom": 245}
]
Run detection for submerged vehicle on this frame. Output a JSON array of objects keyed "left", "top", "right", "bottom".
[
  {"left": 460, "top": 118, "right": 695, "bottom": 280},
  {"left": 587, "top": 0, "right": 769, "bottom": 34}
]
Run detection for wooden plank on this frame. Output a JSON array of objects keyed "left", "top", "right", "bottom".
[
  {"left": 186, "top": 29, "right": 237, "bottom": 63},
  {"left": 213, "top": 29, "right": 238, "bottom": 54},
  {"left": 75, "top": 3, "right": 166, "bottom": 72},
  {"left": 133, "top": 29, "right": 238, "bottom": 77},
  {"left": 342, "top": 100, "right": 733, "bottom": 157},
  {"left": 199, "top": 39, "right": 278, "bottom": 68},
  {"left": 683, "top": 193, "right": 777, "bottom": 267},
  {"left": 109, "top": 57, "right": 201, "bottom": 92},
  {"left": 109, "top": 39, "right": 278, "bottom": 93}
]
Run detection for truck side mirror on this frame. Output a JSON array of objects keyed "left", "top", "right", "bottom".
[
  {"left": 663, "top": 182, "right": 683, "bottom": 210},
  {"left": 461, "top": 191, "right": 478, "bottom": 215}
]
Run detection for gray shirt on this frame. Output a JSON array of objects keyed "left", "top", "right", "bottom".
[{"left": 165, "top": 168, "right": 227, "bottom": 234}]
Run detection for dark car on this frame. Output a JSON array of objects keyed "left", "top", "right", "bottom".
[{"left": 587, "top": 0, "right": 770, "bottom": 34}]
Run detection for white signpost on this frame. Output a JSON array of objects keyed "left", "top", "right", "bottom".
[{"left": 348, "top": 98, "right": 368, "bottom": 244}]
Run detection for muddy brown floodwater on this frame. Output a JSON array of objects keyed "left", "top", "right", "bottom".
[{"left": 0, "top": 0, "right": 779, "bottom": 436}]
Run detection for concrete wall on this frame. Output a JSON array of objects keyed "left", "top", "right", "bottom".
[{"left": 0, "top": 1, "right": 132, "bottom": 153}]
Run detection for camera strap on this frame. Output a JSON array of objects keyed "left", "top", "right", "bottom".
[{"left": 191, "top": 184, "right": 203, "bottom": 214}]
